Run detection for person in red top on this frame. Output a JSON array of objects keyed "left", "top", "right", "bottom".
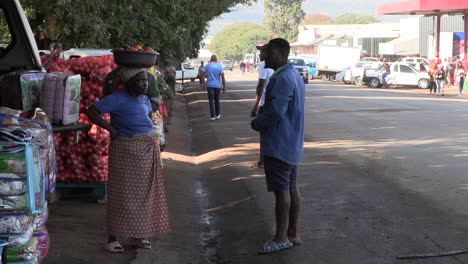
[{"left": 40, "top": 42, "right": 64, "bottom": 71}]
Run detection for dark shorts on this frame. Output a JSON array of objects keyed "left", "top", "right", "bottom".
[{"left": 264, "top": 156, "right": 298, "bottom": 192}]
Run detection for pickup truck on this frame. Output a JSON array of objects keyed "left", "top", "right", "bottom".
[{"left": 175, "top": 63, "right": 199, "bottom": 82}]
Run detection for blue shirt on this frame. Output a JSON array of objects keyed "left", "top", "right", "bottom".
[
  {"left": 94, "top": 92, "right": 153, "bottom": 137},
  {"left": 204, "top": 62, "right": 224, "bottom": 88},
  {"left": 251, "top": 63, "right": 305, "bottom": 166}
]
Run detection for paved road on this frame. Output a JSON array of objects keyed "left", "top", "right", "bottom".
[{"left": 135, "top": 76, "right": 468, "bottom": 264}]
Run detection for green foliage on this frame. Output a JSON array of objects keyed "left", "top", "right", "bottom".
[
  {"left": 19, "top": 0, "right": 253, "bottom": 65},
  {"left": 208, "top": 23, "right": 269, "bottom": 62},
  {"left": 334, "top": 13, "right": 379, "bottom": 24},
  {"left": 264, "top": 0, "right": 305, "bottom": 42},
  {"left": 304, "top": 13, "right": 333, "bottom": 25}
]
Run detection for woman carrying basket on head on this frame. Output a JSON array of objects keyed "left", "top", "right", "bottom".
[{"left": 85, "top": 68, "right": 171, "bottom": 253}]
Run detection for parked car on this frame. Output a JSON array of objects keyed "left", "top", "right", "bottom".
[
  {"left": 362, "top": 62, "right": 430, "bottom": 89},
  {"left": 175, "top": 62, "right": 198, "bottom": 82},
  {"left": 221, "top": 60, "right": 233, "bottom": 71},
  {"left": 288, "top": 57, "right": 309, "bottom": 84},
  {"left": 347, "top": 61, "right": 383, "bottom": 85}
]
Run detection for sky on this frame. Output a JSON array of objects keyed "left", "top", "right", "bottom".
[{"left": 208, "top": 0, "right": 407, "bottom": 35}]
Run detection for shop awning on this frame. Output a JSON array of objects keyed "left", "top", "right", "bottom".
[
  {"left": 377, "top": 0, "right": 468, "bottom": 16},
  {"left": 379, "top": 37, "right": 419, "bottom": 55}
]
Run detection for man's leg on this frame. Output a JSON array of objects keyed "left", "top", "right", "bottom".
[
  {"left": 382, "top": 72, "right": 389, "bottom": 86},
  {"left": 207, "top": 88, "right": 215, "bottom": 118},
  {"left": 214, "top": 88, "right": 221, "bottom": 117},
  {"left": 288, "top": 185, "right": 301, "bottom": 242},
  {"left": 273, "top": 190, "right": 291, "bottom": 243}
]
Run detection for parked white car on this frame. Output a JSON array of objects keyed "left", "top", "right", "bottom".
[{"left": 363, "top": 62, "right": 430, "bottom": 89}]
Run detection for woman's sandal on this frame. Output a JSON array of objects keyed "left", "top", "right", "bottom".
[
  {"left": 134, "top": 239, "right": 152, "bottom": 249},
  {"left": 104, "top": 241, "right": 124, "bottom": 253}
]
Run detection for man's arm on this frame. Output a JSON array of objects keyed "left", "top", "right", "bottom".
[
  {"left": 251, "top": 79, "right": 265, "bottom": 114},
  {"left": 221, "top": 72, "right": 226, "bottom": 93},
  {"left": 251, "top": 77, "right": 292, "bottom": 131}
]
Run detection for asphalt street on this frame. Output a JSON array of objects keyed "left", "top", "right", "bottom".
[{"left": 146, "top": 73, "right": 468, "bottom": 264}]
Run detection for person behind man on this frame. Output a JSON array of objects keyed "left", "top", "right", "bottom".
[
  {"left": 456, "top": 61, "right": 466, "bottom": 96},
  {"left": 204, "top": 55, "right": 226, "bottom": 121},
  {"left": 239, "top": 61, "right": 246, "bottom": 76},
  {"left": 40, "top": 41, "right": 64, "bottom": 71},
  {"left": 251, "top": 38, "right": 305, "bottom": 254},
  {"left": 381, "top": 59, "right": 391, "bottom": 88},
  {"left": 250, "top": 44, "right": 274, "bottom": 169},
  {"left": 435, "top": 64, "right": 447, "bottom": 96},
  {"left": 198, "top": 61, "right": 206, "bottom": 90}
]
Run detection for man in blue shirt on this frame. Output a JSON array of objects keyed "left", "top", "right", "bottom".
[
  {"left": 251, "top": 38, "right": 305, "bottom": 254},
  {"left": 203, "top": 55, "right": 226, "bottom": 120}
]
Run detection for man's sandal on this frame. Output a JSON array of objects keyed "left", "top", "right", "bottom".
[
  {"left": 134, "top": 239, "right": 152, "bottom": 249},
  {"left": 104, "top": 241, "right": 124, "bottom": 253},
  {"left": 258, "top": 241, "right": 293, "bottom": 254}
]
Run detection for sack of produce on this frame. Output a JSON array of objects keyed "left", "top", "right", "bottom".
[
  {"left": 0, "top": 212, "right": 32, "bottom": 233},
  {"left": 40, "top": 73, "right": 81, "bottom": 125},
  {"left": 6, "top": 236, "right": 38, "bottom": 262}
]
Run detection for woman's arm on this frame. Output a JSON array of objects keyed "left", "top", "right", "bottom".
[{"left": 84, "top": 105, "right": 119, "bottom": 139}]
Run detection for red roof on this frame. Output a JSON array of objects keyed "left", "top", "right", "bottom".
[{"left": 378, "top": 0, "right": 468, "bottom": 15}]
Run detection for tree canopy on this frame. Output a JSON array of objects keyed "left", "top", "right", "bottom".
[
  {"left": 208, "top": 23, "right": 269, "bottom": 62},
  {"left": 334, "top": 13, "right": 379, "bottom": 24},
  {"left": 20, "top": 0, "right": 253, "bottom": 65},
  {"left": 264, "top": 0, "right": 305, "bottom": 42}
]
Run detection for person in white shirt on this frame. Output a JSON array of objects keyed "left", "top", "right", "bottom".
[{"left": 251, "top": 44, "right": 274, "bottom": 168}]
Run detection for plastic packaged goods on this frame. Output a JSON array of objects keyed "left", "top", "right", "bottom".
[
  {"left": 0, "top": 154, "right": 26, "bottom": 178},
  {"left": 0, "top": 71, "right": 45, "bottom": 112},
  {"left": 0, "top": 175, "right": 27, "bottom": 196},
  {"left": 40, "top": 73, "right": 81, "bottom": 126},
  {"left": 33, "top": 228, "right": 49, "bottom": 262},
  {"left": 0, "top": 195, "right": 28, "bottom": 212},
  {"left": 32, "top": 203, "right": 48, "bottom": 231},
  {"left": 6, "top": 236, "right": 38, "bottom": 262},
  {"left": 6, "top": 226, "right": 33, "bottom": 247},
  {"left": 0, "top": 212, "right": 32, "bottom": 233},
  {"left": 0, "top": 240, "right": 8, "bottom": 263},
  {"left": 0, "top": 143, "right": 45, "bottom": 214}
]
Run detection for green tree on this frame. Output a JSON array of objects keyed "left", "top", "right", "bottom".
[
  {"left": 303, "top": 13, "right": 332, "bottom": 25},
  {"left": 334, "top": 13, "right": 379, "bottom": 24},
  {"left": 20, "top": 0, "right": 254, "bottom": 65},
  {"left": 208, "top": 23, "right": 269, "bottom": 62},
  {"left": 264, "top": 0, "right": 306, "bottom": 42}
]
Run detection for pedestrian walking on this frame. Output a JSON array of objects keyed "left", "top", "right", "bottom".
[
  {"left": 428, "top": 65, "right": 437, "bottom": 95},
  {"left": 251, "top": 38, "right": 305, "bottom": 254},
  {"left": 85, "top": 68, "right": 171, "bottom": 253},
  {"left": 246, "top": 60, "right": 251, "bottom": 72},
  {"left": 449, "top": 57, "right": 456, "bottom": 86},
  {"left": 435, "top": 64, "right": 447, "bottom": 96},
  {"left": 250, "top": 44, "right": 274, "bottom": 169},
  {"left": 198, "top": 61, "right": 206, "bottom": 90},
  {"left": 204, "top": 55, "right": 226, "bottom": 120},
  {"left": 239, "top": 61, "right": 246, "bottom": 76},
  {"left": 456, "top": 61, "right": 466, "bottom": 96}
]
